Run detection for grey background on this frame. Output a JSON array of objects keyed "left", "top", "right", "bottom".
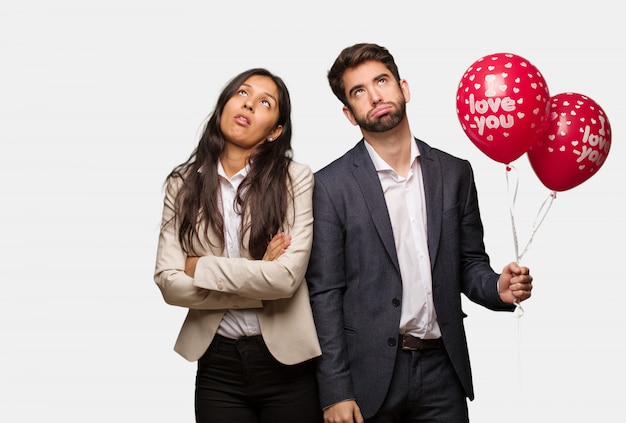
[{"left": 1, "top": 1, "right": 623, "bottom": 421}]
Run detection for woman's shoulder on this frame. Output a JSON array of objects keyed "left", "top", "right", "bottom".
[{"left": 288, "top": 159, "right": 313, "bottom": 178}]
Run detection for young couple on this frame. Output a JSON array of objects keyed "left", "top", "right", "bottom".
[{"left": 153, "top": 43, "right": 533, "bottom": 423}]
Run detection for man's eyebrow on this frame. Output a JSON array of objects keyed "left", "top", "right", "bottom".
[{"left": 348, "top": 73, "right": 390, "bottom": 97}]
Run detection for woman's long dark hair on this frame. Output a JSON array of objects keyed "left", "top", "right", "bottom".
[{"left": 166, "top": 68, "right": 293, "bottom": 259}]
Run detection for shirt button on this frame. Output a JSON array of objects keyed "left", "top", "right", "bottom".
[{"left": 217, "top": 281, "right": 224, "bottom": 290}]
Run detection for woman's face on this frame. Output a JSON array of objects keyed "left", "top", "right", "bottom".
[{"left": 220, "top": 74, "right": 283, "bottom": 154}]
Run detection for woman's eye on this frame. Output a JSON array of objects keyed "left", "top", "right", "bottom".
[
  {"left": 260, "top": 99, "right": 271, "bottom": 108},
  {"left": 238, "top": 89, "right": 248, "bottom": 97}
]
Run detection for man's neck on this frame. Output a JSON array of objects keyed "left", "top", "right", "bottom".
[{"left": 363, "top": 121, "right": 413, "bottom": 177}]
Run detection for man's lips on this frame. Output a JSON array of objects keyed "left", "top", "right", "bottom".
[{"left": 371, "top": 105, "right": 393, "bottom": 118}]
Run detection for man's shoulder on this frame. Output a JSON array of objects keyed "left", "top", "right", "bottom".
[
  {"left": 416, "top": 137, "right": 470, "bottom": 167},
  {"left": 314, "top": 141, "right": 363, "bottom": 179}
]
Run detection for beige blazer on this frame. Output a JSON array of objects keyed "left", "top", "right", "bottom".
[{"left": 154, "top": 161, "right": 321, "bottom": 365}]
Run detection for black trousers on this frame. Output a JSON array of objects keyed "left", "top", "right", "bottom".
[
  {"left": 195, "top": 334, "right": 323, "bottom": 423},
  {"left": 367, "top": 347, "right": 469, "bottom": 423}
]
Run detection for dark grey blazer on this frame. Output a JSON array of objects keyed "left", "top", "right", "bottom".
[{"left": 306, "top": 137, "right": 515, "bottom": 419}]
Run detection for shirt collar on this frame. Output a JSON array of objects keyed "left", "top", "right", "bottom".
[
  {"left": 363, "top": 136, "right": 420, "bottom": 172},
  {"left": 217, "top": 160, "right": 249, "bottom": 183}
]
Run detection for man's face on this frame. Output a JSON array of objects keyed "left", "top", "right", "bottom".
[{"left": 341, "top": 60, "right": 409, "bottom": 133}]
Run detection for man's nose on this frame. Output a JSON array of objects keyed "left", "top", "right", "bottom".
[{"left": 370, "top": 89, "right": 383, "bottom": 106}]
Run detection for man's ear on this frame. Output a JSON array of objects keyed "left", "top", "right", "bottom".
[
  {"left": 400, "top": 79, "right": 411, "bottom": 103},
  {"left": 342, "top": 106, "right": 358, "bottom": 126}
]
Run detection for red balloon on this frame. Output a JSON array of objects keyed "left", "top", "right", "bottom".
[
  {"left": 456, "top": 52, "right": 551, "bottom": 164},
  {"left": 527, "top": 92, "right": 611, "bottom": 192}
]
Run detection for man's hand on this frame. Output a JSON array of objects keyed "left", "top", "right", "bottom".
[
  {"left": 323, "top": 400, "right": 364, "bottom": 423},
  {"left": 498, "top": 262, "right": 533, "bottom": 304}
]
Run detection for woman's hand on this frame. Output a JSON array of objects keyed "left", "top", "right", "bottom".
[
  {"left": 184, "top": 233, "right": 291, "bottom": 278},
  {"left": 263, "top": 232, "right": 292, "bottom": 261},
  {"left": 184, "top": 256, "right": 200, "bottom": 277}
]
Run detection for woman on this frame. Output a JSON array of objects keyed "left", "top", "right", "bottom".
[{"left": 154, "top": 68, "right": 322, "bottom": 423}]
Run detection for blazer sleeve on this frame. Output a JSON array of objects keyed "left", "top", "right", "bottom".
[
  {"left": 305, "top": 172, "right": 356, "bottom": 408},
  {"left": 191, "top": 163, "right": 314, "bottom": 301},
  {"left": 457, "top": 160, "right": 514, "bottom": 311},
  {"left": 153, "top": 174, "right": 263, "bottom": 310}
]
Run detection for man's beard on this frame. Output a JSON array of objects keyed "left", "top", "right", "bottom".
[{"left": 353, "top": 102, "right": 406, "bottom": 133}]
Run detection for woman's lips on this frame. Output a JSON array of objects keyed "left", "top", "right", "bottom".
[{"left": 234, "top": 114, "right": 250, "bottom": 126}]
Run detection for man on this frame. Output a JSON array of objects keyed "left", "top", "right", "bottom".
[{"left": 306, "top": 43, "right": 533, "bottom": 423}]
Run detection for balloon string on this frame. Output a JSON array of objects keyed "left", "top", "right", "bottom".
[
  {"left": 504, "top": 164, "right": 557, "bottom": 422},
  {"left": 505, "top": 165, "right": 556, "bottom": 264},
  {"left": 505, "top": 165, "right": 521, "bottom": 262},
  {"left": 518, "top": 192, "right": 556, "bottom": 263},
  {"left": 504, "top": 165, "right": 525, "bottom": 318},
  {"left": 504, "top": 164, "right": 524, "bottom": 422},
  {"left": 504, "top": 165, "right": 558, "bottom": 422},
  {"left": 505, "top": 164, "right": 557, "bottom": 329},
  {"left": 516, "top": 297, "right": 523, "bottom": 421}
]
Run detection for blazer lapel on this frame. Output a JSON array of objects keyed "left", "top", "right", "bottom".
[
  {"left": 351, "top": 141, "right": 401, "bottom": 274},
  {"left": 416, "top": 139, "right": 442, "bottom": 271}
]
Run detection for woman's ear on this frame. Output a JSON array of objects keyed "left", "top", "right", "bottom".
[{"left": 267, "top": 125, "right": 283, "bottom": 142}]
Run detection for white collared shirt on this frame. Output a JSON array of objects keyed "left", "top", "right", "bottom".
[
  {"left": 364, "top": 139, "right": 441, "bottom": 339},
  {"left": 214, "top": 161, "right": 261, "bottom": 339}
]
